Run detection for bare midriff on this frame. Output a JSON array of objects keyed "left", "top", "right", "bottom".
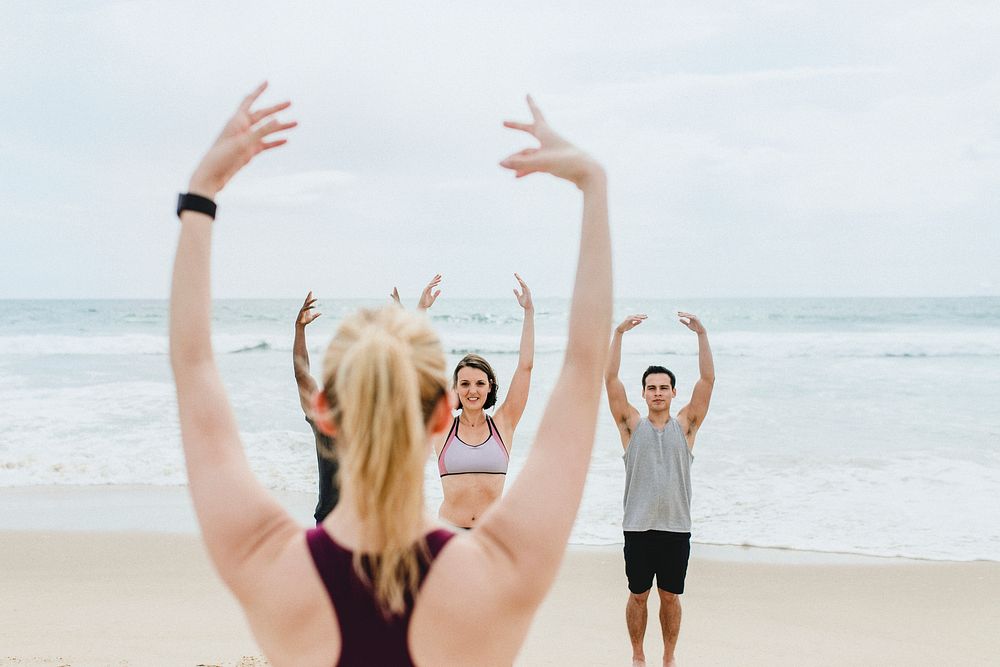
[{"left": 439, "top": 473, "right": 507, "bottom": 528}]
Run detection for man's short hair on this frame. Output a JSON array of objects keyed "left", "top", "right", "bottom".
[{"left": 641, "top": 365, "right": 676, "bottom": 391}]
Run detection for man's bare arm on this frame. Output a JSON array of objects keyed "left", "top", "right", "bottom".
[
  {"left": 293, "top": 292, "right": 320, "bottom": 415},
  {"left": 605, "top": 315, "right": 644, "bottom": 445},
  {"left": 678, "top": 312, "right": 714, "bottom": 433}
]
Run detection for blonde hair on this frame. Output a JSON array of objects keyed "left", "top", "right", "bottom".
[{"left": 319, "top": 306, "right": 448, "bottom": 615}]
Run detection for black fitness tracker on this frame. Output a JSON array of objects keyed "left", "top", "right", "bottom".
[{"left": 176, "top": 193, "right": 217, "bottom": 220}]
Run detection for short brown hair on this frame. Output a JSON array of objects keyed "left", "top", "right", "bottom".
[{"left": 642, "top": 365, "right": 675, "bottom": 390}]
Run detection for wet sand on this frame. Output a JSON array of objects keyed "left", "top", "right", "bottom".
[{"left": 2, "top": 486, "right": 998, "bottom": 665}]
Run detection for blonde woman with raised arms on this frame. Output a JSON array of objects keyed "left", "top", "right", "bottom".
[{"left": 169, "top": 83, "right": 611, "bottom": 666}]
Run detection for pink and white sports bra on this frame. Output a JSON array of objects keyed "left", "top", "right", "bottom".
[{"left": 438, "top": 415, "right": 509, "bottom": 477}]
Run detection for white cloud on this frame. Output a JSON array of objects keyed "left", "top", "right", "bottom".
[{"left": 2, "top": 0, "right": 999, "bottom": 298}]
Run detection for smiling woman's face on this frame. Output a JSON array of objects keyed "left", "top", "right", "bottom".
[{"left": 455, "top": 367, "right": 490, "bottom": 411}]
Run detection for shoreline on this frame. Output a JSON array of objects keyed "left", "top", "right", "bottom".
[{"left": 0, "top": 484, "right": 990, "bottom": 565}]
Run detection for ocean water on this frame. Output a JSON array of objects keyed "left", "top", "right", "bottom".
[{"left": 1, "top": 297, "right": 998, "bottom": 561}]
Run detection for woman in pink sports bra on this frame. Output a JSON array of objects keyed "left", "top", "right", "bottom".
[
  {"left": 436, "top": 275, "right": 534, "bottom": 529},
  {"left": 170, "top": 84, "right": 611, "bottom": 665}
]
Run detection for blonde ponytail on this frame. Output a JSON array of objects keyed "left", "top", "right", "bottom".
[{"left": 320, "top": 307, "right": 447, "bottom": 615}]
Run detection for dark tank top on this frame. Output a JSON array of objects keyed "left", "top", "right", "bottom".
[
  {"left": 305, "top": 526, "right": 455, "bottom": 666},
  {"left": 306, "top": 417, "right": 339, "bottom": 522}
]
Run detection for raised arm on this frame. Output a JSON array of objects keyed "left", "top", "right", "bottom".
[
  {"left": 293, "top": 291, "right": 321, "bottom": 415},
  {"left": 169, "top": 83, "right": 299, "bottom": 590},
  {"left": 677, "top": 312, "right": 715, "bottom": 439},
  {"left": 417, "top": 274, "right": 442, "bottom": 311},
  {"left": 493, "top": 273, "right": 534, "bottom": 437},
  {"left": 473, "top": 96, "right": 611, "bottom": 601},
  {"left": 605, "top": 314, "right": 645, "bottom": 447},
  {"left": 389, "top": 274, "right": 441, "bottom": 310}
]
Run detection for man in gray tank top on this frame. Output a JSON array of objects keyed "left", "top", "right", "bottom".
[{"left": 605, "top": 311, "right": 715, "bottom": 667}]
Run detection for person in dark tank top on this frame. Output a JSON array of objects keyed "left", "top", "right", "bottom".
[
  {"left": 292, "top": 291, "right": 340, "bottom": 523},
  {"left": 605, "top": 312, "right": 716, "bottom": 667},
  {"left": 294, "top": 279, "right": 442, "bottom": 523}
]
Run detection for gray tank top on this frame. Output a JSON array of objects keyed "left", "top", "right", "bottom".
[{"left": 622, "top": 417, "right": 694, "bottom": 532}]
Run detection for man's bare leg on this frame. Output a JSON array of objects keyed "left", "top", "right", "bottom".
[
  {"left": 657, "top": 589, "right": 682, "bottom": 666},
  {"left": 626, "top": 589, "right": 650, "bottom": 666}
]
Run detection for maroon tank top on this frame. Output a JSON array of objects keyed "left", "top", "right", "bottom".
[{"left": 305, "top": 526, "right": 455, "bottom": 667}]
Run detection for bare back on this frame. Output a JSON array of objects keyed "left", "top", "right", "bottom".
[{"left": 229, "top": 521, "right": 543, "bottom": 665}]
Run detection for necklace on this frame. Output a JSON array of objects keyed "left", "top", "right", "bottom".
[{"left": 460, "top": 414, "right": 486, "bottom": 428}]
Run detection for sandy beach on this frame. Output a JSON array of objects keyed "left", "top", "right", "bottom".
[{"left": 2, "top": 488, "right": 999, "bottom": 666}]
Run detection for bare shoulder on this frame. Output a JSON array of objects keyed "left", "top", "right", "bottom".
[
  {"left": 623, "top": 407, "right": 641, "bottom": 436},
  {"left": 676, "top": 405, "right": 691, "bottom": 429},
  {"left": 616, "top": 409, "right": 641, "bottom": 450},
  {"left": 238, "top": 529, "right": 340, "bottom": 664},
  {"left": 491, "top": 412, "right": 515, "bottom": 449},
  {"left": 410, "top": 533, "right": 536, "bottom": 665},
  {"left": 680, "top": 398, "right": 710, "bottom": 428},
  {"left": 433, "top": 415, "right": 455, "bottom": 456},
  {"left": 493, "top": 418, "right": 515, "bottom": 452},
  {"left": 676, "top": 407, "right": 700, "bottom": 447}
]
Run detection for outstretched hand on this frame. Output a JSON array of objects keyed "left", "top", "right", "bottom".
[
  {"left": 189, "top": 82, "right": 297, "bottom": 199},
  {"left": 513, "top": 273, "right": 533, "bottom": 311},
  {"left": 500, "top": 95, "right": 602, "bottom": 188},
  {"left": 418, "top": 274, "right": 442, "bottom": 311},
  {"left": 297, "top": 291, "right": 321, "bottom": 327},
  {"left": 677, "top": 311, "right": 705, "bottom": 334},
  {"left": 616, "top": 313, "right": 647, "bottom": 334}
]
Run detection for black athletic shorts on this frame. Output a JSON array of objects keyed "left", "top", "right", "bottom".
[{"left": 623, "top": 530, "right": 691, "bottom": 595}]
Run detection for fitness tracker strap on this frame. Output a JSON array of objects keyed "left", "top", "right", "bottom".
[{"left": 176, "top": 193, "right": 217, "bottom": 220}]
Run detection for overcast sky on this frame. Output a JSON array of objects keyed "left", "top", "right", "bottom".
[{"left": 2, "top": 0, "right": 998, "bottom": 299}]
